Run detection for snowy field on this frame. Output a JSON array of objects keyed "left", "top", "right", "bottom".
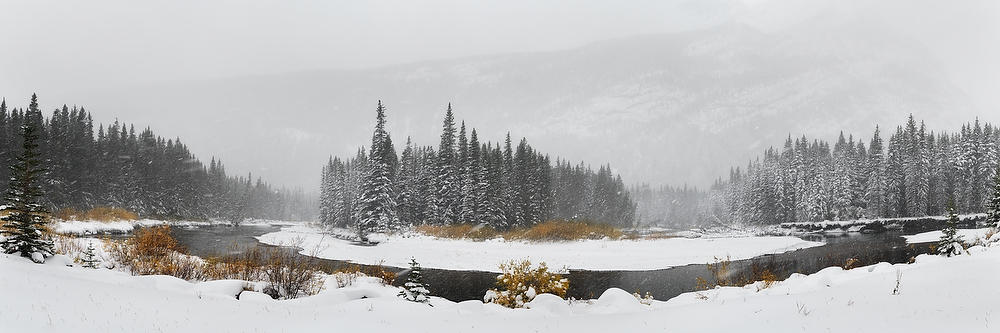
[
  {"left": 3, "top": 240, "right": 999, "bottom": 332},
  {"left": 257, "top": 225, "right": 823, "bottom": 271},
  {"left": 903, "top": 228, "right": 994, "bottom": 244}
]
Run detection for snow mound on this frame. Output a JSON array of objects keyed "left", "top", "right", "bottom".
[
  {"left": 195, "top": 280, "right": 248, "bottom": 300},
  {"left": 593, "top": 288, "right": 644, "bottom": 313},
  {"left": 903, "top": 228, "right": 992, "bottom": 244},
  {"left": 239, "top": 291, "right": 274, "bottom": 302},
  {"left": 524, "top": 293, "right": 570, "bottom": 314}
]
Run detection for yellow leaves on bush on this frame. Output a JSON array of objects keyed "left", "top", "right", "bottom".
[
  {"left": 416, "top": 220, "right": 622, "bottom": 241},
  {"left": 55, "top": 206, "right": 139, "bottom": 222},
  {"left": 484, "top": 259, "right": 569, "bottom": 308}
]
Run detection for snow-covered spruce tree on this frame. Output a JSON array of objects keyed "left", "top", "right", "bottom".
[
  {"left": 429, "top": 104, "right": 460, "bottom": 225},
  {"left": 398, "top": 257, "right": 431, "bottom": 304},
  {"left": 355, "top": 101, "right": 399, "bottom": 242},
  {"left": 987, "top": 165, "right": 1000, "bottom": 229},
  {"left": 938, "top": 204, "right": 966, "bottom": 257},
  {"left": 0, "top": 96, "right": 54, "bottom": 263},
  {"left": 80, "top": 242, "right": 100, "bottom": 269}
]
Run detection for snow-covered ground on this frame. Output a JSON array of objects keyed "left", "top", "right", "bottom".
[
  {"left": 903, "top": 228, "right": 994, "bottom": 244},
  {"left": 3, "top": 239, "right": 999, "bottom": 332},
  {"left": 257, "top": 225, "right": 823, "bottom": 271},
  {"left": 779, "top": 214, "right": 987, "bottom": 233}
]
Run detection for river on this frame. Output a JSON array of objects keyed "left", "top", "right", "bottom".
[{"left": 161, "top": 224, "right": 942, "bottom": 302}]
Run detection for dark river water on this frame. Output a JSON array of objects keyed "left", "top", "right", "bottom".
[{"left": 163, "top": 225, "right": 940, "bottom": 302}]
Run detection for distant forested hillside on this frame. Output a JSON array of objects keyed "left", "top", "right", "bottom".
[
  {"left": 634, "top": 115, "right": 1000, "bottom": 227},
  {"left": 0, "top": 94, "right": 315, "bottom": 221}
]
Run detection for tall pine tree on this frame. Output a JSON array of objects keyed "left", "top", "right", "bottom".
[
  {"left": 1, "top": 94, "right": 54, "bottom": 262},
  {"left": 355, "top": 101, "right": 399, "bottom": 241}
]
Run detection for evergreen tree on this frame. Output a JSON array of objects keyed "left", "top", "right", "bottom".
[
  {"left": 937, "top": 203, "right": 965, "bottom": 257},
  {"left": 397, "top": 257, "right": 431, "bottom": 304},
  {"left": 987, "top": 164, "right": 1000, "bottom": 228},
  {"left": 355, "top": 101, "right": 399, "bottom": 241},
  {"left": 80, "top": 241, "right": 100, "bottom": 269},
  {"left": 0, "top": 94, "right": 54, "bottom": 262},
  {"left": 429, "top": 104, "right": 459, "bottom": 225}
]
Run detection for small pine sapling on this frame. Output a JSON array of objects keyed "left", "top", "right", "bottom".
[
  {"left": 398, "top": 258, "right": 431, "bottom": 304},
  {"left": 937, "top": 205, "right": 966, "bottom": 257},
  {"left": 80, "top": 241, "right": 101, "bottom": 269}
]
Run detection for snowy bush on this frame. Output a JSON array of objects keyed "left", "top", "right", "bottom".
[{"left": 484, "top": 259, "right": 569, "bottom": 308}]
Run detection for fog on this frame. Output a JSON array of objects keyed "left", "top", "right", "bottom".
[{"left": 1, "top": 0, "right": 998, "bottom": 190}]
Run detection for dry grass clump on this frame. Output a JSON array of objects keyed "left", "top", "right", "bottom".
[
  {"left": 512, "top": 220, "right": 622, "bottom": 241},
  {"left": 55, "top": 206, "right": 139, "bottom": 222},
  {"left": 416, "top": 220, "right": 622, "bottom": 241},
  {"left": 484, "top": 259, "right": 569, "bottom": 308},
  {"left": 695, "top": 256, "right": 778, "bottom": 292},
  {"left": 414, "top": 224, "right": 500, "bottom": 240},
  {"left": 333, "top": 265, "right": 363, "bottom": 288},
  {"left": 362, "top": 260, "right": 398, "bottom": 285}
]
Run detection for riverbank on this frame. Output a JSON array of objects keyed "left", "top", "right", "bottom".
[
  {"left": 257, "top": 224, "right": 823, "bottom": 272},
  {"left": 3, "top": 235, "right": 998, "bottom": 332},
  {"left": 52, "top": 219, "right": 295, "bottom": 235}
]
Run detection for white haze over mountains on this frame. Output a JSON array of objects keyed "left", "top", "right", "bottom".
[{"left": 1, "top": 0, "right": 997, "bottom": 190}]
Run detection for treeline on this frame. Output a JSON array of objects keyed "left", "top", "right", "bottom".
[
  {"left": 0, "top": 94, "right": 315, "bottom": 221},
  {"left": 635, "top": 115, "right": 1000, "bottom": 227},
  {"left": 630, "top": 184, "right": 706, "bottom": 228},
  {"left": 319, "top": 102, "right": 635, "bottom": 235}
]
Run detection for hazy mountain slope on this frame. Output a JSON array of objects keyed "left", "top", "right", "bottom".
[{"left": 59, "top": 22, "right": 980, "bottom": 189}]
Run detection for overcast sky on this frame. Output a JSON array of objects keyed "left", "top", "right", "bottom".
[
  {"left": 0, "top": 0, "right": 736, "bottom": 90},
  {"left": 1, "top": 0, "right": 998, "bottom": 189}
]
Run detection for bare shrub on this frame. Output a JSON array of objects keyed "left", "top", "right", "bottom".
[
  {"left": 261, "top": 247, "right": 324, "bottom": 299},
  {"left": 333, "top": 265, "right": 362, "bottom": 288},
  {"left": 484, "top": 259, "right": 569, "bottom": 308}
]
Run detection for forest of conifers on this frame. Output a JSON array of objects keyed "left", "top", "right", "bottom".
[
  {"left": 635, "top": 116, "right": 1000, "bottom": 227},
  {"left": 319, "top": 103, "right": 636, "bottom": 233},
  {"left": 0, "top": 95, "right": 314, "bottom": 221}
]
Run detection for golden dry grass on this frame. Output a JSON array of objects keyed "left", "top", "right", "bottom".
[
  {"left": 416, "top": 220, "right": 622, "bottom": 241},
  {"left": 106, "top": 226, "right": 324, "bottom": 299},
  {"left": 55, "top": 206, "right": 139, "bottom": 222}
]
